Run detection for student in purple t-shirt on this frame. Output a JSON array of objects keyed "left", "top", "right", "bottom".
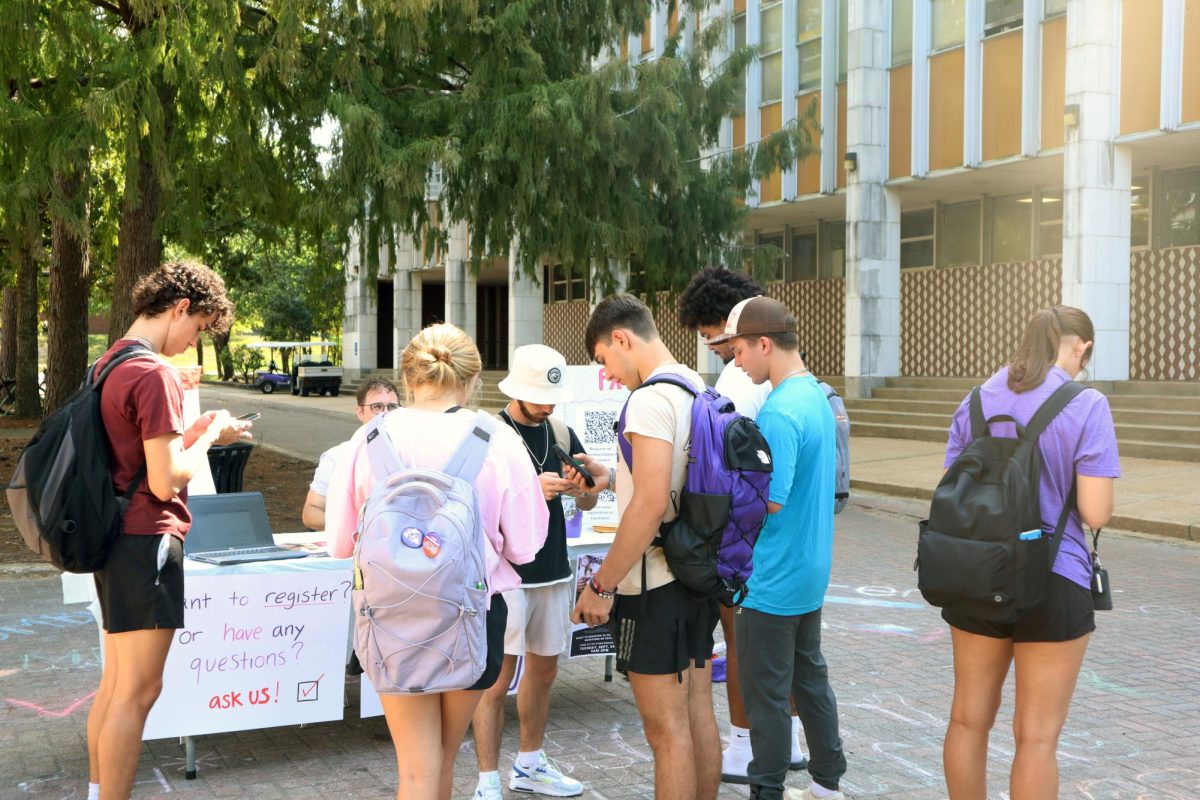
[{"left": 939, "top": 306, "right": 1120, "bottom": 800}]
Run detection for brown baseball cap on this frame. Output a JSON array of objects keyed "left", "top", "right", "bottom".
[{"left": 708, "top": 296, "right": 795, "bottom": 344}]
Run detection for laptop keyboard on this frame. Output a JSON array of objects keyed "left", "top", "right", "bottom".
[{"left": 191, "top": 545, "right": 304, "bottom": 563}]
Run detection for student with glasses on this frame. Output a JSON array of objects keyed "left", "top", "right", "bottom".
[{"left": 301, "top": 376, "right": 401, "bottom": 530}]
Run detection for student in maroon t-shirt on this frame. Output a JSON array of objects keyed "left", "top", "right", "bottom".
[{"left": 86, "top": 260, "right": 249, "bottom": 800}]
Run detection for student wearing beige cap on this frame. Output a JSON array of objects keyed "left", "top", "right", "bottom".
[{"left": 471, "top": 344, "right": 593, "bottom": 799}]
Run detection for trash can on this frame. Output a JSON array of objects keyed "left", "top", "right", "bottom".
[{"left": 206, "top": 442, "right": 255, "bottom": 494}]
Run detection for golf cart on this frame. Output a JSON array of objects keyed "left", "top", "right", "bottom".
[{"left": 248, "top": 341, "right": 343, "bottom": 397}]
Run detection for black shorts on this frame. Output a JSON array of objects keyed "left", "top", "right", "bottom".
[
  {"left": 610, "top": 581, "right": 719, "bottom": 676},
  {"left": 467, "top": 594, "right": 509, "bottom": 691},
  {"left": 943, "top": 573, "right": 1096, "bottom": 643},
  {"left": 94, "top": 534, "right": 185, "bottom": 634}
]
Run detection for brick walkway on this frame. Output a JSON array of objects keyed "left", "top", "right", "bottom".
[{"left": 2, "top": 497, "right": 1199, "bottom": 799}]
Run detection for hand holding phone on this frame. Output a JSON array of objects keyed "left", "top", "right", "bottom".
[
  {"left": 237, "top": 412, "right": 261, "bottom": 422},
  {"left": 551, "top": 443, "right": 595, "bottom": 488}
]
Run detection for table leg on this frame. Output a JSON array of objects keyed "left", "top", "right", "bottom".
[{"left": 185, "top": 736, "right": 197, "bottom": 779}]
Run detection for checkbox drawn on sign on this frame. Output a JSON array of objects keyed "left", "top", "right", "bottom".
[{"left": 297, "top": 674, "right": 324, "bottom": 703}]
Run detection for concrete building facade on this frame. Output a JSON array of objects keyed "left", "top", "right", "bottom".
[{"left": 344, "top": 0, "right": 1200, "bottom": 394}]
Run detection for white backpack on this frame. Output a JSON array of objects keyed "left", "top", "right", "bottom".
[{"left": 352, "top": 411, "right": 495, "bottom": 694}]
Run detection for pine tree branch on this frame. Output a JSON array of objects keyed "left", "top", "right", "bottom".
[{"left": 88, "top": 0, "right": 122, "bottom": 18}]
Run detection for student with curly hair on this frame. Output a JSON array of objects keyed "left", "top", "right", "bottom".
[{"left": 87, "top": 259, "right": 251, "bottom": 800}]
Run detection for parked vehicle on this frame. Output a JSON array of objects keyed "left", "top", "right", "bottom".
[{"left": 247, "top": 342, "right": 343, "bottom": 397}]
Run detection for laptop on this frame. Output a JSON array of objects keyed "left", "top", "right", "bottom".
[{"left": 185, "top": 492, "right": 309, "bottom": 566}]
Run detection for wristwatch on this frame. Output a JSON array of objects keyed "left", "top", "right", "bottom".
[{"left": 587, "top": 577, "right": 615, "bottom": 600}]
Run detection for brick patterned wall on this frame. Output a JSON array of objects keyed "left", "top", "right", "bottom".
[
  {"left": 1130, "top": 247, "right": 1200, "bottom": 380},
  {"left": 767, "top": 279, "right": 846, "bottom": 377},
  {"left": 650, "top": 291, "right": 697, "bottom": 370},
  {"left": 901, "top": 260, "right": 1061, "bottom": 377},
  {"left": 543, "top": 301, "right": 591, "bottom": 365}
]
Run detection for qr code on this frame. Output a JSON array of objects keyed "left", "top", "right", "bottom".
[{"left": 583, "top": 410, "right": 618, "bottom": 444}]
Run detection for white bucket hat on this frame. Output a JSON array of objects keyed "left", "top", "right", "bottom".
[{"left": 498, "top": 345, "right": 574, "bottom": 405}]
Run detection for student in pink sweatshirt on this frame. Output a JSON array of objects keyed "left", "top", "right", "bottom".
[{"left": 325, "top": 324, "right": 548, "bottom": 800}]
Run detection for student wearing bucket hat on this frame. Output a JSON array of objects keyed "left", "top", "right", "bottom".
[{"left": 472, "top": 344, "right": 592, "bottom": 799}]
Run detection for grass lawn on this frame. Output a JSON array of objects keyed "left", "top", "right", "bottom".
[{"left": 81, "top": 330, "right": 268, "bottom": 377}]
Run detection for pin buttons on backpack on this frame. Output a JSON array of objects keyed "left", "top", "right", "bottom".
[
  {"left": 401, "top": 527, "right": 424, "bottom": 548},
  {"left": 422, "top": 533, "right": 442, "bottom": 558}
]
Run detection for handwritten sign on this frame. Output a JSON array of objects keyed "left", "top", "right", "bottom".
[
  {"left": 553, "top": 366, "right": 630, "bottom": 529},
  {"left": 143, "top": 571, "right": 352, "bottom": 739}
]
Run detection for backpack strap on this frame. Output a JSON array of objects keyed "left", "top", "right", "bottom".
[
  {"left": 1047, "top": 479, "right": 1078, "bottom": 566},
  {"left": 364, "top": 414, "right": 406, "bottom": 479},
  {"left": 968, "top": 387, "right": 987, "bottom": 440},
  {"left": 617, "top": 371, "right": 700, "bottom": 471},
  {"left": 89, "top": 344, "right": 155, "bottom": 498},
  {"left": 1024, "top": 380, "right": 1088, "bottom": 442},
  {"left": 442, "top": 411, "right": 497, "bottom": 484},
  {"left": 548, "top": 415, "right": 570, "bottom": 463}
]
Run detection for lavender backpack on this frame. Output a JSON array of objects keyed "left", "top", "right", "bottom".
[
  {"left": 618, "top": 374, "right": 773, "bottom": 606},
  {"left": 352, "top": 411, "right": 495, "bottom": 694}
]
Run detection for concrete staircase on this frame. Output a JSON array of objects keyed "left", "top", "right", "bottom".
[
  {"left": 845, "top": 376, "right": 1200, "bottom": 462},
  {"left": 476, "top": 370, "right": 509, "bottom": 412}
]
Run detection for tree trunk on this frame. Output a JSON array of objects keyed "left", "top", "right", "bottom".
[
  {"left": 210, "top": 330, "right": 232, "bottom": 380},
  {"left": 109, "top": 80, "right": 175, "bottom": 345},
  {"left": 196, "top": 336, "right": 204, "bottom": 368},
  {"left": 46, "top": 167, "right": 91, "bottom": 414},
  {"left": 108, "top": 148, "right": 164, "bottom": 344},
  {"left": 0, "top": 286, "right": 16, "bottom": 378},
  {"left": 14, "top": 236, "right": 42, "bottom": 419}
]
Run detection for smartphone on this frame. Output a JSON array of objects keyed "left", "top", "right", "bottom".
[
  {"left": 237, "top": 412, "right": 261, "bottom": 422},
  {"left": 551, "top": 443, "right": 595, "bottom": 488}
]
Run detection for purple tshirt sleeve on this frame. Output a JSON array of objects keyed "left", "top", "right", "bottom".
[
  {"left": 944, "top": 395, "right": 973, "bottom": 468},
  {"left": 1074, "top": 394, "right": 1122, "bottom": 478}
]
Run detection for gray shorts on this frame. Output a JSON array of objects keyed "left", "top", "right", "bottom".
[{"left": 502, "top": 581, "right": 574, "bottom": 657}]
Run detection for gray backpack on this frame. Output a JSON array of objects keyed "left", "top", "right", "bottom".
[
  {"left": 819, "top": 382, "right": 851, "bottom": 514},
  {"left": 352, "top": 411, "right": 495, "bottom": 694}
]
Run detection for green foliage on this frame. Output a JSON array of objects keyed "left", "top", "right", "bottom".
[{"left": 229, "top": 345, "right": 265, "bottom": 383}]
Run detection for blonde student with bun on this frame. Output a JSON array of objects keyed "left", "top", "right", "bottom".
[{"left": 325, "top": 324, "right": 548, "bottom": 800}]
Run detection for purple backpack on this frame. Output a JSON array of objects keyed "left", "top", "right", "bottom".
[{"left": 618, "top": 373, "right": 773, "bottom": 606}]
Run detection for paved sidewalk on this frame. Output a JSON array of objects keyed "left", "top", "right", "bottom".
[
  {"left": 851, "top": 436, "right": 1200, "bottom": 542},
  {"left": 2, "top": 498, "right": 1199, "bottom": 799}
]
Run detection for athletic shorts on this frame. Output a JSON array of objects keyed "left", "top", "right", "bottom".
[
  {"left": 503, "top": 581, "right": 573, "bottom": 657},
  {"left": 467, "top": 595, "right": 509, "bottom": 691},
  {"left": 94, "top": 533, "right": 185, "bottom": 634},
  {"left": 943, "top": 573, "right": 1096, "bottom": 643},
  {"left": 610, "top": 580, "right": 719, "bottom": 676}
]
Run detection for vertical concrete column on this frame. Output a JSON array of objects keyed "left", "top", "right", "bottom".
[
  {"left": 911, "top": 0, "right": 931, "bottom": 177},
  {"left": 1062, "top": 0, "right": 1130, "bottom": 381},
  {"left": 507, "top": 243, "right": 545, "bottom": 366},
  {"left": 341, "top": 228, "right": 377, "bottom": 383},
  {"left": 1020, "top": 0, "right": 1044, "bottom": 156},
  {"left": 393, "top": 266, "right": 421, "bottom": 378},
  {"left": 819, "top": 0, "right": 840, "bottom": 192},
  {"left": 444, "top": 259, "right": 478, "bottom": 341},
  {"left": 843, "top": 0, "right": 901, "bottom": 398}
]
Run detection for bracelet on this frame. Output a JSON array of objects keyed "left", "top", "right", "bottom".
[{"left": 588, "top": 577, "right": 615, "bottom": 600}]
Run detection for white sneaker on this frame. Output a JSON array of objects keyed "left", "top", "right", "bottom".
[
  {"left": 721, "top": 743, "right": 752, "bottom": 784},
  {"left": 473, "top": 781, "right": 503, "bottom": 800},
  {"left": 784, "top": 786, "right": 845, "bottom": 800},
  {"left": 509, "top": 751, "right": 583, "bottom": 797}
]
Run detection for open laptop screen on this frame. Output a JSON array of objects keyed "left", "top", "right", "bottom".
[{"left": 184, "top": 492, "right": 274, "bottom": 554}]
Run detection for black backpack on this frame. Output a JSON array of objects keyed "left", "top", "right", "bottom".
[
  {"left": 5, "top": 344, "right": 152, "bottom": 573},
  {"left": 915, "top": 380, "right": 1088, "bottom": 623}
]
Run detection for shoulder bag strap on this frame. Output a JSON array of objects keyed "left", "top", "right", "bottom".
[
  {"left": 968, "top": 387, "right": 986, "bottom": 440},
  {"left": 443, "top": 411, "right": 497, "bottom": 484},
  {"left": 1025, "top": 379, "right": 1088, "bottom": 442},
  {"left": 364, "top": 414, "right": 406, "bottom": 480}
]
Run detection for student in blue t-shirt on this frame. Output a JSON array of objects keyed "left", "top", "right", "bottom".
[{"left": 711, "top": 296, "right": 847, "bottom": 800}]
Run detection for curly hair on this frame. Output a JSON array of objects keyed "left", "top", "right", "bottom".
[
  {"left": 677, "top": 267, "right": 764, "bottom": 330},
  {"left": 132, "top": 259, "right": 234, "bottom": 335}
]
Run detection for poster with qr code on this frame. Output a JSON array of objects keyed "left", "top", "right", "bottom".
[{"left": 551, "top": 366, "right": 630, "bottom": 529}]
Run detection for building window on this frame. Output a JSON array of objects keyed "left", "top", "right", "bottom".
[
  {"left": 797, "top": 0, "right": 822, "bottom": 92},
  {"left": 901, "top": 209, "right": 935, "bottom": 268},
  {"left": 1044, "top": 0, "right": 1067, "bottom": 18},
  {"left": 991, "top": 194, "right": 1033, "bottom": 263},
  {"left": 544, "top": 263, "right": 587, "bottom": 303},
  {"left": 892, "top": 0, "right": 913, "bottom": 66},
  {"left": 939, "top": 201, "right": 981, "bottom": 266},
  {"left": 1036, "top": 190, "right": 1063, "bottom": 257},
  {"left": 823, "top": 220, "right": 846, "bottom": 278},
  {"left": 761, "top": 2, "right": 784, "bottom": 102},
  {"left": 931, "top": 0, "right": 966, "bottom": 51},
  {"left": 1131, "top": 174, "right": 1150, "bottom": 249},
  {"left": 1161, "top": 166, "right": 1200, "bottom": 248},
  {"left": 984, "top": 0, "right": 1023, "bottom": 37},
  {"left": 791, "top": 227, "right": 819, "bottom": 280},
  {"left": 837, "top": 0, "right": 848, "bottom": 81}
]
